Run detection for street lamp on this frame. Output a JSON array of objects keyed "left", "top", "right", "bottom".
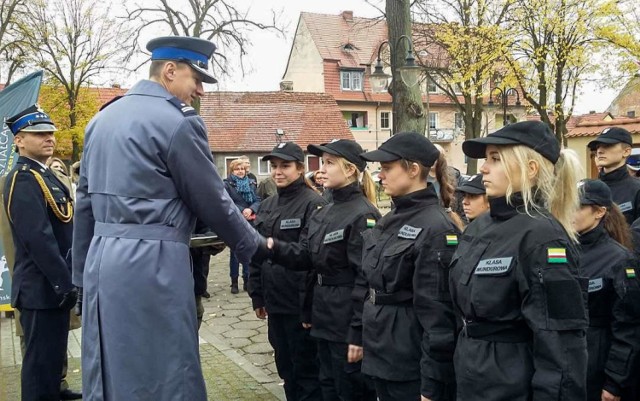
[
  {"left": 370, "top": 35, "right": 421, "bottom": 93},
  {"left": 488, "top": 87, "right": 521, "bottom": 126}
]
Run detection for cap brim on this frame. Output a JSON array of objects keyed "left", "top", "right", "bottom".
[
  {"left": 462, "top": 136, "right": 521, "bottom": 159},
  {"left": 360, "top": 149, "right": 400, "bottom": 162},
  {"left": 627, "top": 165, "right": 640, "bottom": 171},
  {"left": 456, "top": 185, "right": 486, "bottom": 195},
  {"left": 587, "top": 138, "right": 626, "bottom": 150},
  {"left": 262, "top": 152, "right": 299, "bottom": 162},
  {"left": 307, "top": 144, "right": 335, "bottom": 157},
  {"left": 189, "top": 63, "right": 217, "bottom": 84},
  {"left": 20, "top": 123, "right": 57, "bottom": 133}
]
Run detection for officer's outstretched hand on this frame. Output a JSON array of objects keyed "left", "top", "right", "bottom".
[
  {"left": 601, "top": 390, "right": 621, "bottom": 401},
  {"left": 421, "top": 396, "right": 432, "bottom": 401},
  {"left": 347, "top": 344, "right": 363, "bottom": 363},
  {"left": 59, "top": 287, "right": 78, "bottom": 311},
  {"left": 75, "top": 287, "right": 83, "bottom": 316},
  {"left": 251, "top": 236, "right": 273, "bottom": 264}
]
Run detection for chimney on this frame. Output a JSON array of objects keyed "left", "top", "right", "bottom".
[
  {"left": 342, "top": 10, "right": 353, "bottom": 22},
  {"left": 280, "top": 81, "right": 293, "bottom": 92},
  {"left": 589, "top": 110, "right": 596, "bottom": 114},
  {"left": 112, "top": 83, "right": 121, "bottom": 88}
]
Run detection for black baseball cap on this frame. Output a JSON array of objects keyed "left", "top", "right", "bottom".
[
  {"left": 456, "top": 174, "right": 486, "bottom": 195},
  {"left": 579, "top": 179, "right": 612, "bottom": 207},
  {"left": 587, "top": 127, "right": 633, "bottom": 150},
  {"left": 463, "top": 121, "right": 560, "bottom": 163},
  {"left": 307, "top": 139, "right": 367, "bottom": 171},
  {"left": 360, "top": 132, "right": 440, "bottom": 167},
  {"left": 262, "top": 142, "right": 304, "bottom": 162},
  {"left": 147, "top": 36, "right": 218, "bottom": 83}
]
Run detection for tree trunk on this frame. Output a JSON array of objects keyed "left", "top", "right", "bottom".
[
  {"left": 69, "top": 97, "right": 80, "bottom": 161},
  {"left": 386, "top": 0, "right": 426, "bottom": 135}
]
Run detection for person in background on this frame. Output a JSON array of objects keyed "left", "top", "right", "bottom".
[
  {"left": 588, "top": 127, "right": 640, "bottom": 225},
  {"left": 47, "top": 157, "right": 75, "bottom": 201},
  {"left": 249, "top": 142, "right": 325, "bottom": 401},
  {"left": 357, "top": 132, "right": 461, "bottom": 401},
  {"left": 450, "top": 121, "right": 588, "bottom": 400},
  {"left": 224, "top": 158, "right": 261, "bottom": 293},
  {"left": 258, "top": 175, "right": 278, "bottom": 200},
  {"left": 626, "top": 148, "right": 640, "bottom": 178},
  {"left": 573, "top": 179, "right": 640, "bottom": 401},
  {"left": 456, "top": 174, "right": 489, "bottom": 223},
  {"left": 312, "top": 170, "right": 325, "bottom": 193},
  {"left": 240, "top": 155, "right": 258, "bottom": 182}
]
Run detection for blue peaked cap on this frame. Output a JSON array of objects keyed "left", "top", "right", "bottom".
[
  {"left": 5, "top": 104, "right": 57, "bottom": 134},
  {"left": 147, "top": 36, "right": 217, "bottom": 83}
]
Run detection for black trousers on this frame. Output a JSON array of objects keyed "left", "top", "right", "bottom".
[
  {"left": 268, "top": 314, "right": 322, "bottom": 401},
  {"left": 19, "top": 307, "right": 70, "bottom": 401},
  {"left": 373, "top": 378, "right": 420, "bottom": 401},
  {"left": 316, "top": 339, "right": 376, "bottom": 401}
]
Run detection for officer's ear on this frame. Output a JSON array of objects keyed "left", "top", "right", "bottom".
[{"left": 163, "top": 61, "right": 179, "bottom": 81}]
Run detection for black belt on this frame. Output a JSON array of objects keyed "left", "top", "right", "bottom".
[
  {"left": 369, "top": 288, "right": 413, "bottom": 305},
  {"left": 317, "top": 271, "right": 354, "bottom": 287},
  {"left": 461, "top": 319, "right": 532, "bottom": 343}
]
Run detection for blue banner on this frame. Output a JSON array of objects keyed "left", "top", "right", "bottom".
[{"left": 0, "top": 71, "right": 43, "bottom": 311}]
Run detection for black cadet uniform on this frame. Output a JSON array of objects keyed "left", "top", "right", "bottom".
[
  {"left": 249, "top": 143, "right": 325, "bottom": 401},
  {"left": 577, "top": 180, "right": 640, "bottom": 401},
  {"left": 589, "top": 127, "right": 640, "bottom": 225},
  {"left": 3, "top": 106, "right": 77, "bottom": 401},
  {"left": 271, "top": 140, "right": 380, "bottom": 401},
  {"left": 451, "top": 122, "right": 589, "bottom": 401},
  {"left": 358, "top": 132, "right": 459, "bottom": 401}
]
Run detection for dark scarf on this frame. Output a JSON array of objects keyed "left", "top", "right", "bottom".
[{"left": 230, "top": 174, "right": 257, "bottom": 204}]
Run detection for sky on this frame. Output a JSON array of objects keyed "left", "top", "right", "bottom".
[{"left": 129, "top": 0, "right": 619, "bottom": 115}]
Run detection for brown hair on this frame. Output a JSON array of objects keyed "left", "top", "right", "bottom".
[
  {"left": 595, "top": 204, "right": 633, "bottom": 250},
  {"left": 46, "top": 157, "right": 69, "bottom": 176}
]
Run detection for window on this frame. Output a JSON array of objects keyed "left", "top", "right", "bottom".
[
  {"left": 380, "top": 112, "right": 390, "bottom": 129},
  {"left": 628, "top": 111, "right": 636, "bottom": 118},
  {"left": 343, "top": 111, "right": 367, "bottom": 128},
  {"left": 341, "top": 70, "right": 363, "bottom": 91},
  {"left": 429, "top": 112, "right": 438, "bottom": 129},
  {"left": 455, "top": 113, "right": 464, "bottom": 130},
  {"left": 307, "top": 155, "right": 321, "bottom": 172},
  {"left": 427, "top": 77, "right": 438, "bottom": 93},
  {"left": 258, "top": 157, "right": 270, "bottom": 175}
]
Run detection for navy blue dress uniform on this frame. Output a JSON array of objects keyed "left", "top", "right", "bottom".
[
  {"left": 270, "top": 140, "right": 380, "bottom": 401},
  {"left": 450, "top": 124, "right": 589, "bottom": 400},
  {"left": 249, "top": 142, "right": 325, "bottom": 401},
  {"left": 357, "top": 133, "right": 460, "bottom": 401},
  {"left": 2, "top": 105, "right": 78, "bottom": 401},
  {"left": 589, "top": 128, "right": 640, "bottom": 225},
  {"left": 72, "top": 36, "right": 263, "bottom": 401},
  {"left": 577, "top": 180, "right": 640, "bottom": 401}
]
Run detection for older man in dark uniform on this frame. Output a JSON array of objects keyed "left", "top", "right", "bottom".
[
  {"left": 3, "top": 105, "right": 79, "bottom": 401},
  {"left": 73, "top": 36, "right": 265, "bottom": 401}
]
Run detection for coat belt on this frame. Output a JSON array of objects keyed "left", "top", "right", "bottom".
[{"left": 94, "top": 222, "right": 190, "bottom": 245}]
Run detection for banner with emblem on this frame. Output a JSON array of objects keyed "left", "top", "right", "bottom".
[{"left": 0, "top": 71, "right": 44, "bottom": 311}]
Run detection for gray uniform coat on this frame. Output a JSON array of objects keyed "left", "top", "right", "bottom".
[{"left": 73, "top": 80, "right": 260, "bottom": 401}]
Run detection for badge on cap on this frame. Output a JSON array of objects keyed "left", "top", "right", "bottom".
[
  {"left": 278, "top": 143, "right": 286, "bottom": 148},
  {"left": 547, "top": 248, "right": 567, "bottom": 264}
]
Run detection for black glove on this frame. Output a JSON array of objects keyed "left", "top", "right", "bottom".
[
  {"left": 59, "top": 287, "right": 78, "bottom": 311},
  {"left": 202, "top": 243, "right": 226, "bottom": 256},
  {"left": 251, "top": 236, "right": 273, "bottom": 265},
  {"left": 74, "top": 287, "right": 83, "bottom": 316}
]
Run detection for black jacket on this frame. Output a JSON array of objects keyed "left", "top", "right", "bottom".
[
  {"left": 600, "top": 166, "right": 640, "bottom": 225},
  {"left": 579, "top": 223, "right": 640, "bottom": 400},
  {"left": 357, "top": 186, "right": 459, "bottom": 400},
  {"left": 449, "top": 194, "right": 588, "bottom": 401},
  {"left": 272, "top": 182, "right": 381, "bottom": 343},
  {"left": 249, "top": 178, "right": 326, "bottom": 316},
  {"left": 223, "top": 175, "right": 261, "bottom": 214},
  {"left": 3, "top": 157, "right": 74, "bottom": 309}
]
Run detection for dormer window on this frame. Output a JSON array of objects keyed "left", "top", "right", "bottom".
[
  {"left": 343, "top": 43, "right": 355, "bottom": 52},
  {"left": 341, "top": 70, "right": 363, "bottom": 91}
]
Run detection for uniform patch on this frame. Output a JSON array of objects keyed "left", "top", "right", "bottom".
[
  {"left": 280, "top": 219, "right": 301, "bottom": 230},
  {"left": 366, "top": 218, "right": 376, "bottom": 228},
  {"left": 618, "top": 202, "right": 633, "bottom": 213},
  {"left": 588, "top": 278, "right": 603, "bottom": 292},
  {"left": 446, "top": 234, "right": 458, "bottom": 246},
  {"left": 547, "top": 248, "right": 567, "bottom": 264},
  {"left": 626, "top": 268, "right": 637, "bottom": 278},
  {"left": 474, "top": 257, "right": 513, "bottom": 275},
  {"left": 323, "top": 229, "right": 344, "bottom": 244},
  {"left": 398, "top": 225, "right": 422, "bottom": 239},
  {"left": 167, "top": 97, "right": 197, "bottom": 116}
]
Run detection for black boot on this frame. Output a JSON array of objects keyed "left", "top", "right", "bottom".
[
  {"left": 230, "top": 277, "right": 239, "bottom": 294},
  {"left": 243, "top": 278, "right": 248, "bottom": 292}
]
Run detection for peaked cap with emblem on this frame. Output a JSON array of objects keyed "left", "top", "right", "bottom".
[
  {"left": 262, "top": 142, "right": 304, "bottom": 162},
  {"left": 5, "top": 104, "right": 57, "bottom": 134},
  {"left": 147, "top": 36, "right": 218, "bottom": 83},
  {"left": 587, "top": 127, "right": 633, "bottom": 150},
  {"left": 307, "top": 139, "right": 367, "bottom": 171}
]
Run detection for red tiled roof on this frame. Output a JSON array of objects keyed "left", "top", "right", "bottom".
[
  {"left": 566, "top": 117, "right": 640, "bottom": 138},
  {"left": 528, "top": 112, "right": 614, "bottom": 129},
  {"left": 201, "top": 91, "right": 353, "bottom": 152},
  {"left": 94, "top": 87, "right": 127, "bottom": 105}
]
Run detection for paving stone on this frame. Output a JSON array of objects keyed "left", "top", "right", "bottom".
[
  {"left": 225, "top": 338, "right": 252, "bottom": 348},
  {"left": 244, "top": 352, "right": 275, "bottom": 367},
  {"left": 216, "top": 309, "right": 245, "bottom": 317},
  {"left": 222, "top": 329, "right": 259, "bottom": 339},
  {"left": 243, "top": 342, "right": 275, "bottom": 354},
  {"left": 250, "top": 333, "right": 269, "bottom": 343},
  {"left": 208, "top": 317, "right": 239, "bottom": 326},
  {"left": 232, "top": 320, "right": 263, "bottom": 330}
]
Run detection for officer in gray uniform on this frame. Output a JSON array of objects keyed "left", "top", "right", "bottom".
[{"left": 72, "top": 36, "right": 265, "bottom": 401}]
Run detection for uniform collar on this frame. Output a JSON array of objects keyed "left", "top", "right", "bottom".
[
  {"left": 391, "top": 185, "right": 439, "bottom": 212},
  {"left": 599, "top": 165, "right": 630, "bottom": 183},
  {"left": 489, "top": 193, "right": 526, "bottom": 220},
  {"left": 277, "top": 176, "right": 306, "bottom": 199},
  {"left": 18, "top": 156, "right": 47, "bottom": 172},
  {"left": 332, "top": 181, "right": 362, "bottom": 203},
  {"left": 127, "top": 80, "right": 173, "bottom": 99},
  {"left": 578, "top": 221, "right": 607, "bottom": 246}
]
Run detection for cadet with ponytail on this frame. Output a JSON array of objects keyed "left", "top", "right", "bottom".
[{"left": 450, "top": 121, "right": 589, "bottom": 400}]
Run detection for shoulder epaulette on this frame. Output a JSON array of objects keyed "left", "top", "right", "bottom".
[
  {"left": 100, "top": 95, "right": 123, "bottom": 111},
  {"left": 167, "top": 97, "right": 197, "bottom": 116}
]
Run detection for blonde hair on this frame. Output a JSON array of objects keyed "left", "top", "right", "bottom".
[
  {"left": 337, "top": 157, "right": 378, "bottom": 205},
  {"left": 229, "top": 159, "right": 246, "bottom": 172},
  {"left": 47, "top": 157, "right": 69, "bottom": 176},
  {"left": 497, "top": 145, "right": 583, "bottom": 241}
]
